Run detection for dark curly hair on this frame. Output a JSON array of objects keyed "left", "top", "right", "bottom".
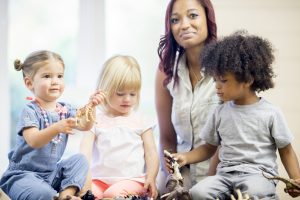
[
  {"left": 201, "top": 31, "right": 275, "bottom": 92},
  {"left": 158, "top": 0, "right": 217, "bottom": 86}
]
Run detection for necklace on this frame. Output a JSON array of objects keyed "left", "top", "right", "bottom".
[
  {"left": 189, "top": 67, "right": 201, "bottom": 82},
  {"left": 35, "top": 100, "right": 68, "bottom": 144}
]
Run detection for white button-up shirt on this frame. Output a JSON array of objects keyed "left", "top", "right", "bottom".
[{"left": 166, "top": 54, "right": 219, "bottom": 182}]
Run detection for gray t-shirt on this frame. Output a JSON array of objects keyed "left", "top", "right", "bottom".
[{"left": 200, "top": 98, "right": 293, "bottom": 176}]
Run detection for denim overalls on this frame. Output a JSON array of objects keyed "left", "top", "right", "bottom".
[{"left": 0, "top": 101, "right": 88, "bottom": 200}]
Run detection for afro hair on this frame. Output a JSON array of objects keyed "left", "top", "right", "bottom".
[{"left": 201, "top": 30, "right": 276, "bottom": 92}]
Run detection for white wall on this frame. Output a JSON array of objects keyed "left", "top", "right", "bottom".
[{"left": 0, "top": 0, "right": 10, "bottom": 174}]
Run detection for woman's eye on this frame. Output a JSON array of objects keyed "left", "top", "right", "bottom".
[
  {"left": 190, "top": 13, "right": 199, "bottom": 19},
  {"left": 221, "top": 80, "right": 227, "bottom": 83},
  {"left": 170, "top": 18, "right": 179, "bottom": 24}
]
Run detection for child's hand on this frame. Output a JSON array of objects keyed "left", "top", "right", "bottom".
[
  {"left": 285, "top": 179, "right": 300, "bottom": 198},
  {"left": 54, "top": 118, "right": 76, "bottom": 134},
  {"left": 144, "top": 177, "right": 158, "bottom": 199},
  {"left": 89, "top": 90, "right": 106, "bottom": 107},
  {"left": 164, "top": 153, "right": 187, "bottom": 174},
  {"left": 230, "top": 189, "right": 250, "bottom": 200}
]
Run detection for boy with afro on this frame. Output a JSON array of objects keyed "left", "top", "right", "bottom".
[{"left": 167, "top": 31, "right": 300, "bottom": 199}]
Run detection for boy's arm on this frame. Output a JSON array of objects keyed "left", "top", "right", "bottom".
[
  {"left": 142, "top": 128, "right": 159, "bottom": 198},
  {"left": 171, "top": 143, "right": 217, "bottom": 171},
  {"left": 208, "top": 146, "right": 220, "bottom": 175},
  {"left": 184, "top": 142, "right": 218, "bottom": 165},
  {"left": 279, "top": 143, "right": 300, "bottom": 179}
]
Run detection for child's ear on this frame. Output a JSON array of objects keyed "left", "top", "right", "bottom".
[
  {"left": 245, "top": 78, "right": 254, "bottom": 88},
  {"left": 24, "top": 77, "right": 33, "bottom": 91}
]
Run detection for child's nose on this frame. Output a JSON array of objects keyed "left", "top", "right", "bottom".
[
  {"left": 51, "top": 77, "right": 59, "bottom": 84},
  {"left": 124, "top": 95, "right": 130, "bottom": 101}
]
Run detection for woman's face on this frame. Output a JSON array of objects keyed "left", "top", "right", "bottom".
[{"left": 170, "top": 0, "right": 208, "bottom": 49}]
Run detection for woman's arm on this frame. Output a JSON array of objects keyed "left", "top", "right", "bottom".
[
  {"left": 142, "top": 128, "right": 159, "bottom": 199},
  {"left": 155, "top": 69, "right": 177, "bottom": 170}
]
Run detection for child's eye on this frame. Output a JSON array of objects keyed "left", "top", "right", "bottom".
[
  {"left": 44, "top": 74, "right": 51, "bottom": 78},
  {"left": 116, "top": 92, "right": 124, "bottom": 96},
  {"left": 130, "top": 93, "right": 137, "bottom": 97},
  {"left": 58, "top": 74, "right": 64, "bottom": 78}
]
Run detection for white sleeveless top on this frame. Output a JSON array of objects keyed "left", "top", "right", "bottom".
[
  {"left": 166, "top": 54, "right": 219, "bottom": 182},
  {"left": 167, "top": 54, "right": 219, "bottom": 152}
]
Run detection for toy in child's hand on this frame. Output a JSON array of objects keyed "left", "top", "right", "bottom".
[
  {"left": 229, "top": 189, "right": 250, "bottom": 200},
  {"left": 163, "top": 150, "right": 183, "bottom": 181},
  {"left": 215, "top": 188, "right": 250, "bottom": 200},
  {"left": 260, "top": 167, "right": 300, "bottom": 192},
  {"left": 161, "top": 150, "right": 191, "bottom": 200},
  {"left": 76, "top": 102, "right": 96, "bottom": 127}
]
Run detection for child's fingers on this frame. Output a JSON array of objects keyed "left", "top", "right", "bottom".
[
  {"left": 151, "top": 186, "right": 158, "bottom": 199},
  {"left": 66, "top": 130, "right": 75, "bottom": 135},
  {"left": 230, "top": 194, "right": 236, "bottom": 200},
  {"left": 90, "top": 91, "right": 107, "bottom": 105},
  {"left": 143, "top": 182, "right": 149, "bottom": 190},
  {"left": 236, "top": 189, "right": 243, "bottom": 199},
  {"left": 66, "top": 118, "right": 77, "bottom": 127}
]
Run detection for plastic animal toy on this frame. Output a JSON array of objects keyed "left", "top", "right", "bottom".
[
  {"left": 161, "top": 150, "right": 191, "bottom": 200},
  {"left": 76, "top": 102, "right": 96, "bottom": 127},
  {"left": 261, "top": 168, "right": 300, "bottom": 192}
]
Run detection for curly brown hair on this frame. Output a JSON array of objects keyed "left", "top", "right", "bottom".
[{"left": 201, "top": 31, "right": 275, "bottom": 92}]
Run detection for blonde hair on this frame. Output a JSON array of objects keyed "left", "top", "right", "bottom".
[
  {"left": 14, "top": 50, "right": 65, "bottom": 79},
  {"left": 97, "top": 55, "right": 142, "bottom": 109}
]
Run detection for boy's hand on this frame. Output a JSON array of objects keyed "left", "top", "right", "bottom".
[
  {"left": 285, "top": 179, "right": 300, "bottom": 198},
  {"left": 54, "top": 118, "right": 76, "bottom": 134},
  {"left": 89, "top": 90, "right": 106, "bottom": 107},
  {"left": 230, "top": 189, "right": 250, "bottom": 200},
  {"left": 164, "top": 152, "right": 187, "bottom": 174}
]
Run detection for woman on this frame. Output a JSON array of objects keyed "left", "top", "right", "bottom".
[{"left": 155, "top": 0, "right": 219, "bottom": 192}]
